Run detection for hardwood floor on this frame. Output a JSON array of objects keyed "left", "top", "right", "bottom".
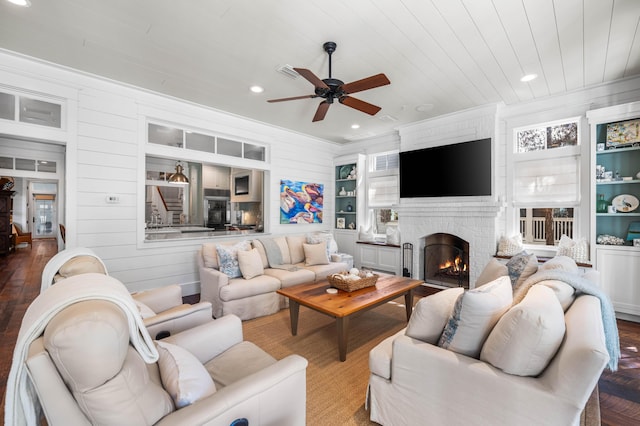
[{"left": 2, "top": 239, "right": 639, "bottom": 425}]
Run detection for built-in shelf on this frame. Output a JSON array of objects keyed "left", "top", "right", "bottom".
[{"left": 596, "top": 179, "right": 640, "bottom": 185}]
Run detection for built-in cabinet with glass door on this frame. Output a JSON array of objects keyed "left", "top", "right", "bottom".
[{"left": 587, "top": 102, "right": 640, "bottom": 321}]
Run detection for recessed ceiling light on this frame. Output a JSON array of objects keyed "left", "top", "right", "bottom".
[
  {"left": 415, "top": 104, "right": 434, "bottom": 113},
  {"left": 520, "top": 74, "right": 537, "bottom": 82},
  {"left": 351, "top": 124, "right": 360, "bottom": 129},
  {"left": 250, "top": 85, "right": 264, "bottom": 93},
  {"left": 7, "top": 0, "right": 31, "bottom": 6}
]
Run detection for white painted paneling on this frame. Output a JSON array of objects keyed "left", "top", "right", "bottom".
[
  {"left": 583, "top": 0, "right": 614, "bottom": 85},
  {"left": 79, "top": 136, "right": 138, "bottom": 157},
  {"left": 603, "top": 0, "right": 640, "bottom": 81},
  {"left": 554, "top": 0, "right": 585, "bottom": 91},
  {"left": 524, "top": 0, "right": 566, "bottom": 94}
]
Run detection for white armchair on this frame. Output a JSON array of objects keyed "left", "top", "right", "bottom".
[
  {"left": 24, "top": 298, "right": 308, "bottom": 426},
  {"left": 41, "top": 247, "right": 213, "bottom": 339}
]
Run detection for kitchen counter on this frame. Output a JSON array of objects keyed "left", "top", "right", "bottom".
[{"left": 145, "top": 225, "right": 262, "bottom": 241}]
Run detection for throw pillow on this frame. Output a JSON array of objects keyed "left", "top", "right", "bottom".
[
  {"left": 216, "top": 240, "right": 251, "bottom": 278},
  {"left": 480, "top": 284, "right": 566, "bottom": 376},
  {"left": 155, "top": 341, "right": 216, "bottom": 408},
  {"left": 59, "top": 255, "right": 106, "bottom": 277},
  {"left": 505, "top": 251, "right": 538, "bottom": 290},
  {"left": 237, "top": 248, "right": 264, "bottom": 280},
  {"left": 201, "top": 243, "right": 219, "bottom": 269},
  {"left": 538, "top": 255, "right": 579, "bottom": 275},
  {"left": 306, "top": 232, "right": 337, "bottom": 261},
  {"left": 475, "top": 258, "right": 508, "bottom": 287},
  {"left": 438, "top": 276, "right": 512, "bottom": 359},
  {"left": 556, "top": 235, "right": 589, "bottom": 264},
  {"left": 287, "top": 235, "right": 307, "bottom": 264},
  {"left": 536, "top": 279, "right": 576, "bottom": 311},
  {"left": 303, "top": 243, "right": 330, "bottom": 266},
  {"left": 497, "top": 234, "right": 524, "bottom": 256},
  {"left": 406, "top": 287, "right": 464, "bottom": 344},
  {"left": 272, "top": 237, "right": 292, "bottom": 264}
]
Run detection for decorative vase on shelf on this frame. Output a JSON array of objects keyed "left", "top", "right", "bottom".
[
  {"left": 339, "top": 187, "right": 346, "bottom": 196},
  {"left": 346, "top": 202, "right": 353, "bottom": 212},
  {"left": 596, "top": 194, "right": 609, "bottom": 213}
]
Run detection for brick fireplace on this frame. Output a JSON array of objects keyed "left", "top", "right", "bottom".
[
  {"left": 423, "top": 233, "right": 470, "bottom": 289},
  {"left": 398, "top": 199, "right": 504, "bottom": 289}
]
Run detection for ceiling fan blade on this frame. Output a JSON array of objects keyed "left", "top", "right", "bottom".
[
  {"left": 339, "top": 96, "right": 382, "bottom": 116},
  {"left": 312, "top": 101, "right": 330, "bottom": 122},
  {"left": 294, "top": 68, "right": 330, "bottom": 89},
  {"left": 267, "top": 94, "right": 317, "bottom": 103},
  {"left": 341, "top": 73, "right": 390, "bottom": 95}
]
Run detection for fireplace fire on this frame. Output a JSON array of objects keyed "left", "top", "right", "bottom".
[{"left": 423, "top": 233, "right": 470, "bottom": 289}]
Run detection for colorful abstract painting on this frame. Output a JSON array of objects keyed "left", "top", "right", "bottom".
[{"left": 280, "top": 179, "right": 324, "bottom": 224}]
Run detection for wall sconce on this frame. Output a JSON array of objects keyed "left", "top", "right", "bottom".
[{"left": 168, "top": 161, "right": 189, "bottom": 185}]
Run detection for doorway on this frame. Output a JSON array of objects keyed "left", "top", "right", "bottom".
[{"left": 29, "top": 182, "right": 58, "bottom": 239}]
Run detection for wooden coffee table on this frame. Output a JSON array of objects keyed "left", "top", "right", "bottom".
[{"left": 277, "top": 274, "right": 423, "bottom": 361}]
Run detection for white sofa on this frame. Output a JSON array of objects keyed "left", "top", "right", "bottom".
[
  {"left": 198, "top": 233, "right": 350, "bottom": 320},
  {"left": 368, "top": 255, "right": 614, "bottom": 426}
]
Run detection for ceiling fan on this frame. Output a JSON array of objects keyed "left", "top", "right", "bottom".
[{"left": 268, "top": 41, "right": 391, "bottom": 122}]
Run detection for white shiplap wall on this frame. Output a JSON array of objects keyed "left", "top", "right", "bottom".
[{"left": 0, "top": 50, "right": 341, "bottom": 295}]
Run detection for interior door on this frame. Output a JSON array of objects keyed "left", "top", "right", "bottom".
[{"left": 32, "top": 193, "right": 57, "bottom": 238}]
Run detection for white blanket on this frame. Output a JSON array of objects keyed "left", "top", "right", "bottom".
[
  {"left": 40, "top": 247, "right": 108, "bottom": 293},
  {"left": 5, "top": 273, "right": 157, "bottom": 426}
]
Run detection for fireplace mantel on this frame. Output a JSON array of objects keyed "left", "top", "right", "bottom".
[{"left": 398, "top": 199, "right": 505, "bottom": 218}]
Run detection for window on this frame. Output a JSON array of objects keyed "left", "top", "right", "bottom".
[
  {"left": 0, "top": 90, "right": 63, "bottom": 128},
  {"left": 367, "top": 151, "right": 399, "bottom": 235},
  {"left": 512, "top": 118, "right": 581, "bottom": 246},
  {"left": 147, "top": 122, "right": 266, "bottom": 161}
]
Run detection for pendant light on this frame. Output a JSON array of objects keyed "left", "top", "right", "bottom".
[{"left": 168, "top": 161, "right": 189, "bottom": 185}]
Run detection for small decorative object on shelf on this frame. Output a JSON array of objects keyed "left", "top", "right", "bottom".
[
  {"left": 348, "top": 222, "right": 355, "bottom": 230},
  {"left": 336, "top": 217, "right": 345, "bottom": 229},
  {"left": 596, "top": 194, "right": 609, "bottom": 213},
  {"left": 346, "top": 202, "right": 353, "bottom": 212},
  {"left": 627, "top": 222, "right": 640, "bottom": 242},
  {"left": 596, "top": 234, "right": 625, "bottom": 245},
  {"left": 339, "top": 187, "right": 346, "bottom": 196}
]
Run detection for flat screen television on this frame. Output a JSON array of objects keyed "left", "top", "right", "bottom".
[{"left": 399, "top": 138, "right": 492, "bottom": 198}]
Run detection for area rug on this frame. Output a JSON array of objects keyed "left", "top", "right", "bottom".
[{"left": 242, "top": 297, "right": 411, "bottom": 425}]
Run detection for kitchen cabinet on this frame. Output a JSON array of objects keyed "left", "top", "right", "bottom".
[
  {"left": 203, "top": 165, "right": 230, "bottom": 189},
  {"left": 231, "top": 169, "right": 262, "bottom": 202}
]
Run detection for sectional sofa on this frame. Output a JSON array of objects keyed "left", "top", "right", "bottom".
[{"left": 198, "top": 233, "right": 350, "bottom": 320}]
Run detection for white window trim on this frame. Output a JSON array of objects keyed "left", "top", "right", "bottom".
[{"left": 506, "top": 116, "right": 589, "bottom": 255}]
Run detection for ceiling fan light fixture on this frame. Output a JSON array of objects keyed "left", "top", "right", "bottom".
[{"left": 168, "top": 162, "right": 189, "bottom": 185}]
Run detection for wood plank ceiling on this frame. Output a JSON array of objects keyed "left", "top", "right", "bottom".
[{"left": 0, "top": 0, "right": 638, "bottom": 143}]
